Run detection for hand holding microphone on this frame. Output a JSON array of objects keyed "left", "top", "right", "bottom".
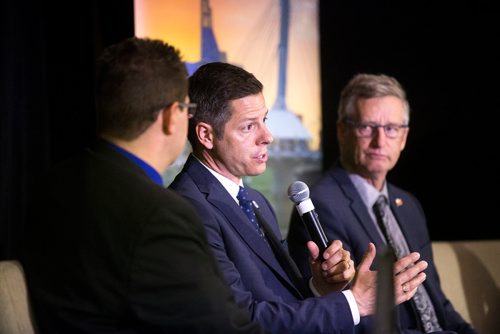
[{"left": 288, "top": 181, "right": 355, "bottom": 293}]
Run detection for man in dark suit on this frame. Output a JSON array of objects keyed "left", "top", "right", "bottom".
[
  {"left": 287, "top": 73, "right": 477, "bottom": 333},
  {"left": 21, "top": 37, "right": 264, "bottom": 334},
  {"left": 170, "top": 62, "right": 428, "bottom": 334}
]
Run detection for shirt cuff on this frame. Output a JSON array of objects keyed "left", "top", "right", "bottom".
[
  {"left": 309, "top": 278, "right": 360, "bottom": 326},
  {"left": 342, "top": 289, "right": 360, "bottom": 325}
]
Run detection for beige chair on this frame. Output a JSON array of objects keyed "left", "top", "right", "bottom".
[
  {"left": 0, "top": 260, "right": 37, "bottom": 334},
  {"left": 432, "top": 240, "right": 500, "bottom": 334}
]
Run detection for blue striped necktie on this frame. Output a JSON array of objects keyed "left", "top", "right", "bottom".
[{"left": 237, "top": 186, "right": 265, "bottom": 239}]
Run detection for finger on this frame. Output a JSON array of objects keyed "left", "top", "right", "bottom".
[
  {"left": 342, "top": 250, "right": 351, "bottom": 264},
  {"left": 395, "top": 260, "right": 428, "bottom": 285},
  {"left": 322, "top": 256, "right": 353, "bottom": 275},
  {"left": 347, "top": 259, "right": 354, "bottom": 270},
  {"left": 322, "top": 266, "right": 355, "bottom": 283},
  {"left": 322, "top": 259, "right": 355, "bottom": 278},
  {"left": 394, "top": 259, "right": 428, "bottom": 304},
  {"left": 321, "top": 249, "right": 348, "bottom": 271},
  {"left": 358, "top": 242, "right": 376, "bottom": 272},
  {"left": 394, "top": 252, "right": 420, "bottom": 274},
  {"left": 406, "top": 272, "right": 427, "bottom": 296},
  {"left": 322, "top": 240, "right": 342, "bottom": 260},
  {"left": 395, "top": 272, "right": 427, "bottom": 304}
]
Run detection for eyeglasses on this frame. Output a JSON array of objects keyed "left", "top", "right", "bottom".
[
  {"left": 178, "top": 102, "right": 197, "bottom": 118},
  {"left": 343, "top": 119, "right": 409, "bottom": 139}
]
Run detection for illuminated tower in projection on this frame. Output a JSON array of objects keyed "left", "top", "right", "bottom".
[
  {"left": 186, "top": 0, "right": 226, "bottom": 75},
  {"left": 265, "top": 0, "right": 320, "bottom": 233},
  {"left": 266, "top": 0, "right": 316, "bottom": 160}
]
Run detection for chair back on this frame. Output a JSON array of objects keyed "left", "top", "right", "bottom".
[{"left": 0, "top": 260, "right": 37, "bottom": 334}]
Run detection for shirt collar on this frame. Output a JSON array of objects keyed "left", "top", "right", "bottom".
[
  {"left": 348, "top": 173, "right": 389, "bottom": 209},
  {"left": 106, "top": 141, "right": 164, "bottom": 187},
  {"left": 194, "top": 156, "right": 241, "bottom": 203}
]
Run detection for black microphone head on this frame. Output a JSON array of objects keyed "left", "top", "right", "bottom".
[{"left": 287, "top": 181, "right": 310, "bottom": 204}]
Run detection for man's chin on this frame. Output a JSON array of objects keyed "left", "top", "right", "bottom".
[{"left": 248, "top": 166, "right": 267, "bottom": 177}]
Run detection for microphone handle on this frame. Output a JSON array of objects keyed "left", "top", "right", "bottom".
[{"left": 301, "top": 210, "right": 329, "bottom": 261}]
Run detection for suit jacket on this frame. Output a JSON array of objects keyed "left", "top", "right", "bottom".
[
  {"left": 287, "top": 165, "right": 477, "bottom": 334},
  {"left": 170, "top": 155, "right": 357, "bottom": 334},
  {"left": 21, "top": 140, "right": 263, "bottom": 334}
]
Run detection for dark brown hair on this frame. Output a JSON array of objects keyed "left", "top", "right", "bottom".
[{"left": 96, "top": 37, "right": 188, "bottom": 140}]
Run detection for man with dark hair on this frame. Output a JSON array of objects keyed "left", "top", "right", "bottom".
[
  {"left": 22, "top": 37, "right": 264, "bottom": 334},
  {"left": 170, "top": 62, "right": 428, "bottom": 334}
]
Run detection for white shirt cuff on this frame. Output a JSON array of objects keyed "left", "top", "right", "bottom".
[
  {"left": 342, "top": 289, "right": 360, "bottom": 325},
  {"left": 309, "top": 278, "right": 360, "bottom": 326}
]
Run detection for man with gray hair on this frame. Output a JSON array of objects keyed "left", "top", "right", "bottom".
[{"left": 288, "top": 73, "right": 477, "bottom": 333}]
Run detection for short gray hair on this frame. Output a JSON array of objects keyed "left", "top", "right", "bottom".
[{"left": 337, "top": 73, "right": 410, "bottom": 124}]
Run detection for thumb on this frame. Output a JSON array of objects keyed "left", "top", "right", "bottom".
[
  {"left": 358, "top": 242, "right": 376, "bottom": 272},
  {"left": 307, "top": 241, "right": 320, "bottom": 262}
]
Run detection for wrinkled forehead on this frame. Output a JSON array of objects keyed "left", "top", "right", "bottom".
[{"left": 356, "top": 96, "right": 407, "bottom": 122}]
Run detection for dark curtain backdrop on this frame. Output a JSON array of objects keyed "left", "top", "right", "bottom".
[
  {"left": 1, "top": 1, "right": 134, "bottom": 260},
  {"left": 1, "top": 0, "right": 498, "bottom": 260}
]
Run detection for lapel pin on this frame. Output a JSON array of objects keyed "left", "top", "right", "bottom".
[{"left": 395, "top": 198, "right": 404, "bottom": 207}]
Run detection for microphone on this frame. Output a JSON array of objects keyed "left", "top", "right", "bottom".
[{"left": 288, "top": 181, "right": 329, "bottom": 260}]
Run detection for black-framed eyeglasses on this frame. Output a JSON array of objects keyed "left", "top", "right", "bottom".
[
  {"left": 178, "top": 102, "right": 197, "bottom": 119},
  {"left": 343, "top": 119, "right": 409, "bottom": 139}
]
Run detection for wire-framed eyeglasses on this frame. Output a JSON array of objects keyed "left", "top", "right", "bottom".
[
  {"left": 178, "top": 102, "right": 197, "bottom": 119},
  {"left": 343, "top": 119, "right": 409, "bottom": 139}
]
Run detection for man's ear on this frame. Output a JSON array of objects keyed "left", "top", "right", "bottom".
[
  {"left": 161, "top": 103, "right": 178, "bottom": 135},
  {"left": 399, "top": 127, "right": 409, "bottom": 151},
  {"left": 195, "top": 122, "right": 214, "bottom": 150}
]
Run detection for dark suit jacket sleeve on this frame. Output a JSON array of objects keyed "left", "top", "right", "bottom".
[{"left": 127, "top": 191, "right": 262, "bottom": 333}]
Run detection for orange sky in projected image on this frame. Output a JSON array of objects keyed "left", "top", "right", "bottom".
[{"left": 134, "top": 0, "right": 321, "bottom": 150}]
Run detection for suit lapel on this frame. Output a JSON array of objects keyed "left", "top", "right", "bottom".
[
  {"left": 252, "top": 203, "right": 308, "bottom": 298},
  {"left": 184, "top": 157, "right": 304, "bottom": 296},
  {"left": 334, "top": 166, "right": 422, "bottom": 254},
  {"left": 332, "top": 168, "right": 386, "bottom": 244},
  {"left": 388, "top": 189, "right": 421, "bottom": 253}
]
